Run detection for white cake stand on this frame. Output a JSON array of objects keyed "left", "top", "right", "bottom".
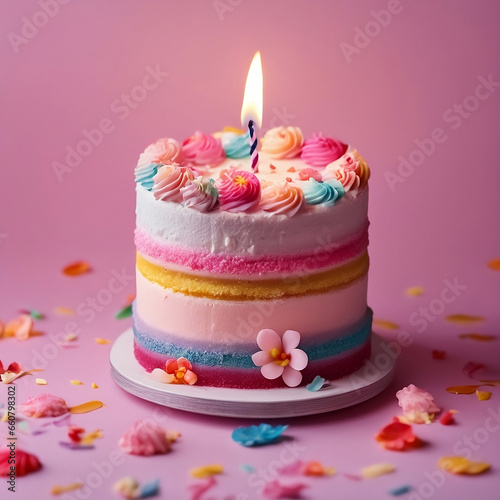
[{"left": 110, "top": 329, "right": 395, "bottom": 418}]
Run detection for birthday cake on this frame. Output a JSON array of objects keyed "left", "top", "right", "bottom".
[{"left": 133, "top": 126, "right": 371, "bottom": 389}]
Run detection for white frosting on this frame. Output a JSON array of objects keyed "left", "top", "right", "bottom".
[{"left": 136, "top": 184, "right": 368, "bottom": 257}]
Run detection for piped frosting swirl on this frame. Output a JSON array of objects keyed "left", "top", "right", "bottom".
[
  {"left": 301, "top": 133, "right": 347, "bottom": 167},
  {"left": 181, "top": 176, "right": 218, "bottom": 212},
  {"left": 261, "top": 126, "right": 303, "bottom": 159},
  {"left": 260, "top": 182, "right": 305, "bottom": 217},
  {"left": 216, "top": 169, "right": 261, "bottom": 213},
  {"left": 182, "top": 131, "right": 226, "bottom": 166},
  {"left": 152, "top": 165, "right": 195, "bottom": 203},
  {"left": 302, "top": 178, "right": 345, "bottom": 206},
  {"left": 323, "top": 150, "right": 370, "bottom": 193},
  {"left": 220, "top": 131, "right": 251, "bottom": 158}
]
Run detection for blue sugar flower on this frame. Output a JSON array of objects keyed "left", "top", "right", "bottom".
[{"left": 232, "top": 423, "right": 288, "bottom": 447}]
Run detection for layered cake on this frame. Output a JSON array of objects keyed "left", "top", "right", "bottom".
[{"left": 133, "top": 126, "right": 371, "bottom": 389}]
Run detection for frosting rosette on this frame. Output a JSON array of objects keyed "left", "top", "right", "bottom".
[
  {"left": 134, "top": 163, "right": 159, "bottom": 191},
  {"left": 182, "top": 131, "right": 225, "bottom": 166},
  {"left": 215, "top": 169, "right": 261, "bottom": 213},
  {"left": 220, "top": 131, "right": 251, "bottom": 158},
  {"left": 260, "top": 126, "right": 303, "bottom": 159},
  {"left": 324, "top": 150, "right": 370, "bottom": 191},
  {"left": 260, "top": 181, "right": 305, "bottom": 217},
  {"left": 302, "top": 178, "right": 345, "bottom": 206},
  {"left": 19, "top": 393, "right": 68, "bottom": 418},
  {"left": 136, "top": 137, "right": 184, "bottom": 168},
  {"left": 152, "top": 165, "right": 195, "bottom": 203},
  {"left": 118, "top": 420, "right": 180, "bottom": 456},
  {"left": 181, "top": 176, "right": 218, "bottom": 212},
  {"left": 301, "top": 133, "right": 347, "bottom": 167}
]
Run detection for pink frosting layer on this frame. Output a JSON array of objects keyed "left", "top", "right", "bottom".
[
  {"left": 135, "top": 269, "right": 368, "bottom": 341},
  {"left": 135, "top": 226, "right": 368, "bottom": 278},
  {"left": 134, "top": 338, "right": 371, "bottom": 389}
]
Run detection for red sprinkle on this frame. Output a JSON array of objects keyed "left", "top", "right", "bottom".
[
  {"left": 432, "top": 350, "right": 446, "bottom": 360},
  {"left": 439, "top": 410, "right": 456, "bottom": 425}
]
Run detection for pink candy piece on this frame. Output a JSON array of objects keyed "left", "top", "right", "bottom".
[
  {"left": 118, "top": 420, "right": 178, "bottom": 456},
  {"left": 19, "top": 393, "right": 68, "bottom": 418},
  {"left": 396, "top": 384, "right": 441, "bottom": 415}
]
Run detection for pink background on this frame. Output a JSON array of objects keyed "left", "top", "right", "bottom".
[{"left": 1, "top": 1, "right": 499, "bottom": 499}]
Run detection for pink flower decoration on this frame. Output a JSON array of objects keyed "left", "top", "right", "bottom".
[
  {"left": 152, "top": 357, "right": 197, "bottom": 385},
  {"left": 251, "top": 329, "right": 308, "bottom": 387},
  {"left": 396, "top": 384, "right": 441, "bottom": 424}
]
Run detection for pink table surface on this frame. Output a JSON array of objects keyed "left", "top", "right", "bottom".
[{"left": 1, "top": 1, "right": 499, "bottom": 499}]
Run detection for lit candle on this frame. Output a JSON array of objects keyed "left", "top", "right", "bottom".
[{"left": 241, "top": 51, "right": 263, "bottom": 172}]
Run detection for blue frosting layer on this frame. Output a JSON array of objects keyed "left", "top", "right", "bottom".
[{"left": 133, "top": 311, "right": 372, "bottom": 369}]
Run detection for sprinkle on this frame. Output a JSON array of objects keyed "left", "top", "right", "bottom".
[
  {"left": 270, "top": 164, "right": 276, "bottom": 170},
  {"left": 303, "top": 460, "right": 335, "bottom": 476},
  {"left": 51, "top": 483, "right": 83, "bottom": 495},
  {"left": 432, "top": 350, "right": 446, "bottom": 360},
  {"left": 67, "top": 400, "right": 104, "bottom": 414},
  {"left": 262, "top": 479, "right": 307, "bottom": 499},
  {"left": 113, "top": 476, "right": 139, "bottom": 499},
  {"left": 476, "top": 390, "right": 492, "bottom": 401},
  {"left": 95, "top": 337, "right": 112, "bottom": 344},
  {"left": 459, "top": 333, "right": 497, "bottom": 341},
  {"left": 287, "top": 167, "right": 296, "bottom": 172},
  {"left": 136, "top": 478, "right": 160, "bottom": 498},
  {"left": 70, "top": 379, "right": 83, "bottom": 385},
  {"left": 36, "top": 378, "right": 47, "bottom": 385},
  {"left": 463, "top": 361, "right": 485, "bottom": 377},
  {"left": 373, "top": 319, "right": 399, "bottom": 330},
  {"left": 19, "top": 309, "right": 45, "bottom": 320},
  {"left": 361, "top": 463, "right": 396, "bottom": 479},
  {"left": 115, "top": 304, "right": 132, "bottom": 319},
  {"left": 439, "top": 410, "right": 457, "bottom": 425},
  {"left": 306, "top": 375, "right": 326, "bottom": 392},
  {"left": 63, "top": 260, "right": 92, "bottom": 276},
  {"left": 240, "top": 464, "right": 254, "bottom": 473},
  {"left": 437, "top": 456, "right": 490, "bottom": 475},
  {"left": 446, "top": 385, "right": 487, "bottom": 394},
  {"left": 375, "top": 419, "right": 421, "bottom": 451},
  {"left": 285, "top": 176, "right": 293, "bottom": 182},
  {"left": 478, "top": 379, "right": 500, "bottom": 386},
  {"left": 190, "top": 464, "right": 223, "bottom": 478},
  {"left": 54, "top": 307, "right": 75, "bottom": 315},
  {"left": 126, "top": 293, "right": 136, "bottom": 303},
  {"left": 445, "top": 314, "right": 485, "bottom": 324},
  {"left": 91, "top": 383, "right": 98, "bottom": 389},
  {"left": 405, "top": 286, "right": 424, "bottom": 296},
  {"left": 189, "top": 476, "right": 216, "bottom": 500},
  {"left": 487, "top": 258, "right": 500, "bottom": 271},
  {"left": 388, "top": 485, "right": 413, "bottom": 496}
]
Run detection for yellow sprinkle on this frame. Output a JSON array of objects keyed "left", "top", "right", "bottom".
[
  {"left": 476, "top": 390, "right": 492, "bottom": 401},
  {"left": 54, "top": 307, "right": 75, "bottom": 315},
  {"left": 70, "top": 379, "right": 83, "bottom": 385},
  {"left": 360, "top": 463, "right": 396, "bottom": 479},
  {"left": 68, "top": 400, "right": 104, "bottom": 414},
  {"left": 190, "top": 464, "right": 224, "bottom": 478},
  {"left": 405, "top": 286, "right": 425, "bottom": 296},
  {"left": 95, "top": 338, "right": 111, "bottom": 344},
  {"left": 1, "top": 412, "right": 8, "bottom": 422},
  {"left": 35, "top": 378, "right": 47, "bottom": 385},
  {"left": 51, "top": 482, "right": 83, "bottom": 495},
  {"left": 373, "top": 319, "right": 400, "bottom": 330},
  {"left": 438, "top": 456, "right": 490, "bottom": 475},
  {"left": 80, "top": 429, "right": 103, "bottom": 445},
  {"left": 65, "top": 333, "right": 78, "bottom": 342},
  {"left": 445, "top": 314, "right": 485, "bottom": 325},
  {"left": 487, "top": 258, "right": 500, "bottom": 271},
  {"left": 459, "top": 333, "right": 497, "bottom": 342},
  {"left": 91, "top": 383, "right": 98, "bottom": 389},
  {"left": 324, "top": 466, "right": 336, "bottom": 476}
]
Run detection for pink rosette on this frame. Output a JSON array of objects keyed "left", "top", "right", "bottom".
[
  {"left": 152, "top": 164, "right": 195, "bottom": 203},
  {"left": 136, "top": 137, "right": 184, "bottom": 169},
  {"left": 215, "top": 169, "right": 261, "bottom": 213},
  {"left": 118, "top": 420, "right": 180, "bottom": 456},
  {"left": 180, "top": 176, "right": 218, "bottom": 213},
  {"left": 182, "top": 131, "right": 226, "bottom": 166},
  {"left": 324, "top": 150, "right": 370, "bottom": 191},
  {"left": 301, "top": 133, "right": 347, "bottom": 167},
  {"left": 260, "top": 126, "right": 303, "bottom": 159},
  {"left": 260, "top": 182, "right": 304, "bottom": 217},
  {"left": 322, "top": 164, "right": 360, "bottom": 194}
]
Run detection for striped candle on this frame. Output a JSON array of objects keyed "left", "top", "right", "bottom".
[{"left": 248, "top": 119, "right": 259, "bottom": 172}]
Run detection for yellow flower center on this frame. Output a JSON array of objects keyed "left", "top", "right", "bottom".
[
  {"left": 270, "top": 348, "right": 291, "bottom": 367},
  {"left": 175, "top": 367, "right": 186, "bottom": 381},
  {"left": 234, "top": 175, "right": 248, "bottom": 186}
]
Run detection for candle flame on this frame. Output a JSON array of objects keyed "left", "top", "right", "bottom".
[{"left": 241, "top": 51, "right": 263, "bottom": 128}]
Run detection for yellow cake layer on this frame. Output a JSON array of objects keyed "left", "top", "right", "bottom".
[{"left": 136, "top": 252, "right": 369, "bottom": 301}]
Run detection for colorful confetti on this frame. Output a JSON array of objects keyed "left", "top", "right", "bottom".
[
  {"left": 188, "top": 476, "right": 216, "bottom": 500},
  {"left": 261, "top": 479, "right": 308, "bottom": 499},
  {"left": 445, "top": 314, "right": 485, "bottom": 325},
  {"left": 115, "top": 304, "right": 132, "bottom": 319},
  {"left": 62, "top": 260, "right": 92, "bottom": 276},
  {"left": 35, "top": 378, "right": 47, "bottom": 385},
  {"left": 91, "top": 383, "right": 99, "bottom": 389},
  {"left": 190, "top": 464, "right": 223, "bottom": 478},
  {"left": 463, "top": 361, "right": 486, "bottom": 377},
  {"left": 67, "top": 400, "right": 104, "bottom": 414},
  {"left": 95, "top": 338, "right": 112, "bottom": 344},
  {"left": 446, "top": 385, "right": 488, "bottom": 395},
  {"left": 439, "top": 410, "right": 457, "bottom": 425},
  {"left": 375, "top": 419, "right": 421, "bottom": 451},
  {"left": 459, "top": 333, "right": 497, "bottom": 342},
  {"left": 437, "top": 456, "right": 490, "bottom": 475},
  {"left": 487, "top": 258, "right": 500, "bottom": 271},
  {"left": 306, "top": 375, "right": 326, "bottom": 392},
  {"left": 19, "top": 309, "right": 45, "bottom": 320},
  {"left": 373, "top": 319, "right": 400, "bottom": 330},
  {"left": 303, "top": 460, "right": 335, "bottom": 476},
  {"left": 476, "top": 390, "right": 492, "bottom": 401},
  {"left": 54, "top": 307, "right": 75, "bottom": 315},
  {"left": 360, "top": 463, "right": 396, "bottom": 479},
  {"left": 405, "top": 286, "right": 425, "bottom": 296},
  {"left": 70, "top": 379, "right": 83, "bottom": 385},
  {"left": 51, "top": 483, "right": 83, "bottom": 495},
  {"left": 4, "top": 315, "right": 34, "bottom": 341},
  {"left": 388, "top": 485, "right": 413, "bottom": 496}
]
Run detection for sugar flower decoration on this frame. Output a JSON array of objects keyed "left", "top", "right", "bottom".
[
  {"left": 215, "top": 169, "right": 261, "bottom": 213},
  {"left": 3, "top": 314, "right": 34, "bottom": 341},
  {"left": 396, "top": 384, "right": 441, "bottom": 424},
  {"left": 252, "top": 329, "right": 308, "bottom": 387},
  {"left": 375, "top": 418, "right": 422, "bottom": 451},
  {"left": 119, "top": 420, "right": 180, "bottom": 456},
  {"left": 0, "top": 449, "right": 41, "bottom": 477},
  {"left": 232, "top": 423, "right": 288, "bottom": 447},
  {"left": 152, "top": 357, "right": 198, "bottom": 385}
]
